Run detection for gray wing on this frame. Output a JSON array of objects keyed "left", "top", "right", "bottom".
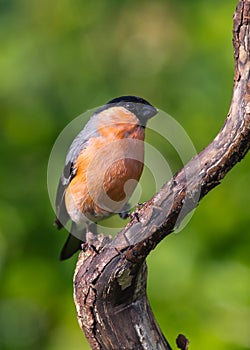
[{"left": 54, "top": 115, "right": 100, "bottom": 229}]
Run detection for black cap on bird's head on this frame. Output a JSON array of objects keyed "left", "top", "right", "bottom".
[{"left": 107, "top": 95, "right": 158, "bottom": 126}]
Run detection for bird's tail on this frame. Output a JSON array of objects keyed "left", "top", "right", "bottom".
[{"left": 60, "top": 233, "right": 83, "bottom": 260}]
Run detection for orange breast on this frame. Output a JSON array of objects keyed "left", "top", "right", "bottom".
[{"left": 65, "top": 121, "right": 145, "bottom": 224}]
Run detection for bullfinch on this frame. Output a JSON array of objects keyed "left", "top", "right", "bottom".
[{"left": 54, "top": 95, "right": 158, "bottom": 259}]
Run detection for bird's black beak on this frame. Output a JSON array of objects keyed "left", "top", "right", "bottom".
[{"left": 140, "top": 105, "right": 158, "bottom": 121}]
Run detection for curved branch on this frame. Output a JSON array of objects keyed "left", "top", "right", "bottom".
[{"left": 73, "top": 1, "right": 250, "bottom": 349}]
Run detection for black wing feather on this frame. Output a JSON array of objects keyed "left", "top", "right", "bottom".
[{"left": 54, "top": 161, "right": 76, "bottom": 229}]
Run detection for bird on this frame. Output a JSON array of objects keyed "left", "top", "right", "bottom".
[{"left": 54, "top": 95, "right": 158, "bottom": 260}]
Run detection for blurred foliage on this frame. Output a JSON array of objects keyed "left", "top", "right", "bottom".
[{"left": 0, "top": 0, "right": 249, "bottom": 349}]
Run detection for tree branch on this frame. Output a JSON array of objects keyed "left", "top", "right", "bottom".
[{"left": 73, "top": 1, "right": 250, "bottom": 349}]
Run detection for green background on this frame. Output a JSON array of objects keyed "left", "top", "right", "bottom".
[{"left": 0, "top": 1, "right": 249, "bottom": 349}]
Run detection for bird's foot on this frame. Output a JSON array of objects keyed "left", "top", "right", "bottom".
[
  {"left": 83, "top": 230, "right": 112, "bottom": 253},
  {"left": 129, "top": 202, "right": 145, "bottom": 222},
  {"left": 119, "top": 202, "right": 131, "bottom": 219}
]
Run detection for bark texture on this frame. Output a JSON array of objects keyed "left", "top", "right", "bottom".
[{"left": 74, "top": 1, "right": 250, "bottom": 349}]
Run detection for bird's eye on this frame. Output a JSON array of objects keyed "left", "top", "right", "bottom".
[{"left": 125, "top": 102, "right": 135, "bottom": 111}]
